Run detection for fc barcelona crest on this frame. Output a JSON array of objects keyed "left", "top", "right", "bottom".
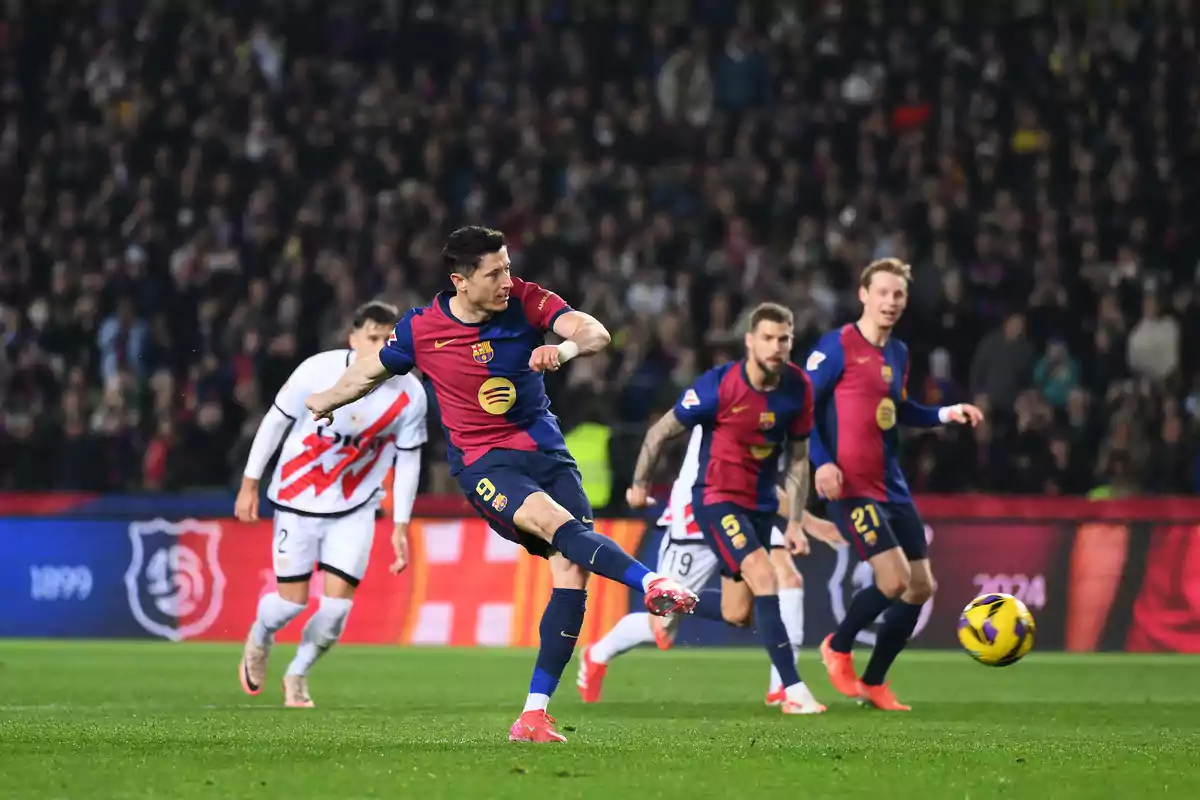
[
  {"left": 471, "top": 341, "right": 495, "bottom": 364},
  {"left": 881, "top": 365, "right": 894, "bottom": 384},
  {"left": 758, "top": 411, "right": 776, "bottom": 430}
]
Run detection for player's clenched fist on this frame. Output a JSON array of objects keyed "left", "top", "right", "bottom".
[
  {"left": 625, "top": 483, "right": 655, "bottom": 509},
  {"left": 815, "top": 463, "right": 844, "bottom": 501},
  {"left": 305, "top": 392, "right": 336, "bottom": 424},
  {"left": 528, "top": 344, "right": 562, "bottom": 372}
]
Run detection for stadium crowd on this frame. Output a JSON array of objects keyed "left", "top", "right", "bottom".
[{"left": 2, "top": 1, "right": 1199, "bottom": 505}]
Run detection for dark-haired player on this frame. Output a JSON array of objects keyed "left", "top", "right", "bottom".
[
  {"left": 627, "top": 303, "right": 827, "bottom": 715},
  {"left": 235, "top": 302, "right": 428, "bottom": 708},
  {"left": 305, "top": 226, "right": 697, "bottom": 743},
  {"left": 807, "top": 258, "right": 983, "bottom": 711}
]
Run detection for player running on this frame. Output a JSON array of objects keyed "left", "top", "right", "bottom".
[
  {"left": 807, "top": 258, "right": 983, "bottom": 711},
  {"left": 625, "top": 303, "right": 827, "bottom": 715},
  {"left": 578, "top": 424, "right": 845, "bottom": 705},
  {"left": 304, "top": 226, "right": 697, "bottom": 744},
  {"left": 235, "top": 301, "right": 428, "bottom": 708}
]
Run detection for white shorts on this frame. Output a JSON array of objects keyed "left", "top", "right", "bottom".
[
  {"left": 272, "top": 504, "right": 378, "bottom": 584},
  {"left": 655, "top": 523, "right": 786, "bottom": 590},
  {"left": 656, "top": 535, "right": 719, "bottom": 595}
]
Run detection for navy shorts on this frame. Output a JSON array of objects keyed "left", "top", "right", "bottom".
[
  {"left": 693, "top": 500, "right": 776, "bottom": 578},
  {"left": 456, "top": 449, "right": 594, "bottom": 559},
  {"left": 828, "top": 498, "right": 928, "bottom": 561}
]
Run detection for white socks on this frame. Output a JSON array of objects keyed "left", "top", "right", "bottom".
[
  {"left": 286, "top": 596, "right": 353, "bottom": 677},
  {"left": 589, "top": 613, "right": 655, "bottom": 664},
  {"left": 522, "top": 693, "right": 550, "bottom": 713},
  {"left": 769, "top": 587, "right": 805, "bottom": 690},
  {"left": 250, "top": 592, "right": 306, "bottom": 645}
]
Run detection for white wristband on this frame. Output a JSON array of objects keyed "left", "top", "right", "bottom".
[
  {"left": 937, "top": 405, "right": 960, "bottom": 424},
  {"left": 556, "top": 340, "right": 580, "bottom": 364}
]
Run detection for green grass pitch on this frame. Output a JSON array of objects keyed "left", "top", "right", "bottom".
[{"left": 1, "top": 642, "right": 1199, "bottom": 799}]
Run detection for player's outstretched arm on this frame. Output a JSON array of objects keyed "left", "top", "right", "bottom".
[
  {"left": 306, "top": 351, "right": 391, "bottom": 423},
  {"left": 898, "top": 400, "right": 985, "bottom": 428},
  {"left": 626, "top": 409, "right": 688, "bottom": 507}
]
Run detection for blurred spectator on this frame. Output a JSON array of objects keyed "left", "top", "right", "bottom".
[
  {"left": 970, "top": 313, "right": 1036, "bottom": 417},
  {"left": 1127, "top": 294, "right": 1180, "bottom": 383},
  {"left": 1, "top": 2, "right": 1199, "bottom": 500},
  {"left": 1034, "top": 341, "right": 1081, "bottom": 409}
]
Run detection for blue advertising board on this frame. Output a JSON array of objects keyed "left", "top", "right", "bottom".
[{"left": 0, "top": 519, "right": 153, "bottom": 638}]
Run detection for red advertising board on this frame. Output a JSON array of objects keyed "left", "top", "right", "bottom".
[
  {"left": 4, "top": 493, "right": 1199, "bottom": 652},
  {"left": 189, "top": 518, "right": 646, "bottom": 646}
]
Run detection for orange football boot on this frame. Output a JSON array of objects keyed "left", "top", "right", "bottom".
[
  {"left": 651, "top": 616, "right": 675, "bottom": 651},
  {"left": 858, "top": 681, "right": 911, "bottom": 711},
  {"left": 819, "top": 634, "right": 861, "bottom": 698},
  {"left": 575, "top": 646, "right": 607, "bottom": 704},
  {"left": 508, "top": 710, "right": 568, "bottom": 743}
]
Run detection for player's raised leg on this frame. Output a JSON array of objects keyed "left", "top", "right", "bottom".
[
  {"left": 510, "top": 492, "right": 696, "bottom": 615},
  {"left": 579, "top": 536, "right": 717, "bottom": 703},
  {"left": 510, "top": 554, "right": 588, "bottom": 743},
  {"left": 239, "top": 511, "right": 314, "bottom": 695},
  {"left": 821, "top": 499, "right": 908, "bottom": 698},
  {"left": 766, "top": 541, "right": 805, "bottom": 706}
]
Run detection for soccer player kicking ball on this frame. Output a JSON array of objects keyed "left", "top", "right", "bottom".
[
  {"left": 625, "top": 303, "right": 827, "bottom": 715},
  {"left": 235, "top": 302, "right": 429, "bottom": 708},
  {"left": 806, "top": 258, "right": 983, "bottom": 711},
  {"left": 578, "top": 424, "right": 845, "bottom": 706},
  {"left": 304, "top": 226, "right": 698, "bottom": 744}
]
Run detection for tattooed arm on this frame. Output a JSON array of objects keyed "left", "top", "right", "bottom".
[
  {"left": 631, "top": 409, "right": 688, "bottom": 488},
  {"left": 785, "top": 438, "right": 811, "bottom": 524}
]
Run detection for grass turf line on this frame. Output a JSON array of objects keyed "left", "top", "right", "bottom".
[{"left": 1, "top": 642, "right": 1198, "bottom": 799}]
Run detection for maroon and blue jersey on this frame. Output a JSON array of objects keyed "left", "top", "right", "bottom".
[
  {"left": 672, "top": 361, "right": 814, "bottom": 513},
  {"left": 378, "top": 277, "right": 572, "bottom": 474},
  {"left": 805, "top": 324, "right": 943, "bottom": 503}
]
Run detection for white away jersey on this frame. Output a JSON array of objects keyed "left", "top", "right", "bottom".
[
  {"left": 656, "top": 426, "right": 704, "bottom": 542},
  {"left": 268, "top": 349, "right": 428, "bottom": 515}
]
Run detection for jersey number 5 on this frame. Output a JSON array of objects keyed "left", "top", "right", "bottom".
[{"left": 850, "top": 504, "right": 881, "bottom": 535}]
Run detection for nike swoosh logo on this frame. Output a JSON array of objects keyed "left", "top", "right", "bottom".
[
  {"left": 560, "top": 631, "right": 579, "bottom": 639},
  {"left": 589, "top": 545, "right": 602, "bottom": 565},
  {"left": 242, "top": 662, "right": 259, "bottom": 692},
  {"left": 581, "top": 517, "right": 593, "bottom": 524},
  {"left": 433, "top": 338, "right": 459, "bottom": 348},
  {"left": 855, "top": 357, "right": 871, "bottom": 364},
  {"left": 731, "top": 405, "right": 749, "bottom": 414}
]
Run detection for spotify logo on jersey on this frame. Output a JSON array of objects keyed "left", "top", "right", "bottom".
[{"left": 478, "top": 378, "right": 517, "bottom": 414}]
